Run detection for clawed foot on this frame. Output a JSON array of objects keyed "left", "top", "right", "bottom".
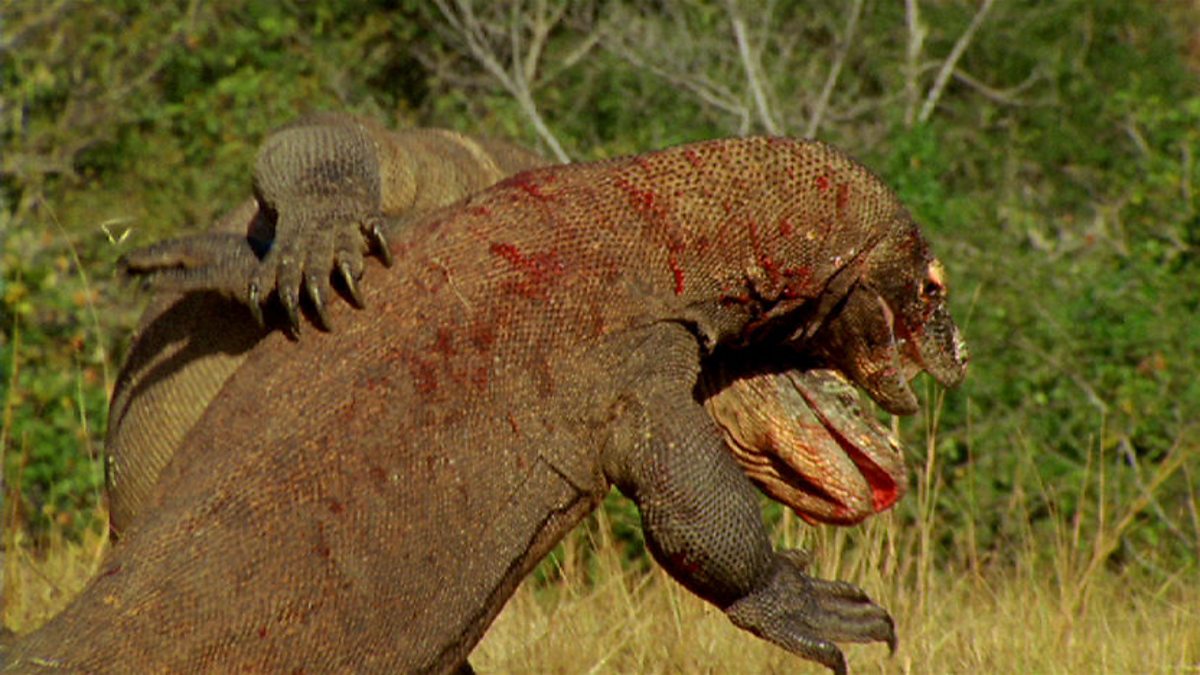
[
  {"left": 248, "top": 199, "right": 392, "bottom": 329},
  {"left": 119, "top": 207, "right": 391, "bottom": 332},
  {"left": 725, "top": 549, "right": 895, "bottom": 675}
]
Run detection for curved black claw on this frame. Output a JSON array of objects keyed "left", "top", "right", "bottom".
[
  {"left": 305, "top": 270, "right": 332, "bottom": 330},
  {"left": 725, "top": 549, "right": 896, "bottom": 675},
  {"left": 243, "top": 203, "right": 387, "bottom": 332},
  {"left": 370, "top": 220, "right": 394, "bottom": 267},
  {"left": 247, "top": 281, "right": 265, "bottom": 328},
  {"left": 123, "top": 205, "right": 388, "bottom": 333},
  {"left": 278, "top": 276, "right": 302, "bottom": 333},
  {"left": 339, "top": 259, "right": 365, "bottom": 308}
]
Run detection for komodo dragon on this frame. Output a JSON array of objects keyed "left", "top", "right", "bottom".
[
  {"left": 91, "top": 113, "right": 932, "bottom": 675},
  {"left": 103, "top": 112, "right": 554, "bottom": 536},
  {"left": 4, "top": 123, "right": 966, "bottom": 673},
  {"left": 106, "top": 113, "right": 926, "bottom": 536}
]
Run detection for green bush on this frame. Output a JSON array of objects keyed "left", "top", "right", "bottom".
[{"left": 2, "top": 0, "right": 1196, "bottom": 571}]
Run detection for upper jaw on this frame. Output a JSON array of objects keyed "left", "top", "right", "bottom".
[
  {"left": 897, "top": 302, "right": 969, "bottom": 391},
  {"left": 806, "top": 284, "right": 967, "bottom": 416}
]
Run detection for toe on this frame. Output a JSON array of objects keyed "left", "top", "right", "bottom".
[{"left": 305, "top": 270, "right": 333, "bottom": 330}]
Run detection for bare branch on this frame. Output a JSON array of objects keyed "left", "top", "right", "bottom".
[
  {"left": 904, "top": 0, "right": 927, "bottom": 127},
  {"left": 804, "top": 0, "right": 864, "bottom": 138},
  {"left": 613, "top": 44, "right": 750, "bottom": 123},
  {"left": 595, "top": 5, "right": 752, "bottom": 132},
  {"left": 725, "top": 0, "right": 780, "bottom": 134},
  {"left": 1122, "top": 117, "right": 1152, "bottom": 158},
  {"left": 952, "top": 67, "right": 1041, "bottom": 107},
  {"left": 433, "top": 0, "right": 570, "bottom": 162},
  {"left": 522, "top": 0, "right": 567, "bottom": 85},
  {"left": 917, "top": 0, "right": 997, "bottom": 124},
  {"left": 544, "top": 28, "right": 600, "bottom": 81},
  {"left": 508, "top": 4, "right": 525, "bottom": 83}
]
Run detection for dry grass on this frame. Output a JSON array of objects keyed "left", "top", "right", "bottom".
[
  {"left": 474, "top": 514, "right": 1200, "bottom": 674},
  {"left": 2, "top": 374, "right": 1198, "bottom": 672},
  {"left": 2, "top": 518, "right": 107, "bottom": 635},
  {"left": 4, "top": 503, "right": 1196, "bottom": 673}
]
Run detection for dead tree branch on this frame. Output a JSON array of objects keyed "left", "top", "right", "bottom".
[
  {"left": 433, "top": 0, "right": 570, "bottom": 162},
  {"left": 903, "top": 0, "right": 928, "bottom": 127},
  {"left": 917, "top": 0, "right": 996, "bottom": 124},
  {"left": 805, "top": 0, "right": 864, "bottom": 138},
  {"left": 725, "top": 0, "right": 780, "bottom": 134},
  {"left": 952, "top": 67, "right": 1042, "bottom": 107},
  {"left": 595, "top": 2, "right": 754, "bottom": 134}
]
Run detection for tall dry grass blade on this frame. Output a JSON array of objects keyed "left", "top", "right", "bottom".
[{"left": 2, "top": 313, "right": 24, "bottom": 630}]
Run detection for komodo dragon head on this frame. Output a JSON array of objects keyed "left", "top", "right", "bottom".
[
  {"left": 705, "top": 212, "right": 967, "bottom": 526},
  {"left": 812, "top": 214, "right": 968, "bottom": 416}
]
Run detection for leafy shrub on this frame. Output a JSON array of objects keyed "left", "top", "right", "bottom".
[{"left": 1, "top": 1, "right": 1196, "bottom": 572}]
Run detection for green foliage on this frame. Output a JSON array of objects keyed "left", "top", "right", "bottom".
[
  {"left": 2, "top": 225, "right": 109, "bottom": 536},
  {"left": 1, "top": 0, "right": 431, "bottom": 540},
  {"left": 1, "top": 0, "right": 1196, "bottom": 575}
]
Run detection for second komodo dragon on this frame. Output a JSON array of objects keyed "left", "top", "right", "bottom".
[
  {"left": 6, "top": 117, "right": 966, "bottom": 673},
  {"left": 103, "top": 113, "right": 550, "bottom": 535}
]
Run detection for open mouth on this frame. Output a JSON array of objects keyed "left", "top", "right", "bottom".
[
  {"left": 704, "top": 368, "right": 906, "bottom": 526},
  {"left": 790, "top": 369, "right": 904, "bottom": 518},
  {"left": 703, "top": 277, "right": 965, "bottom": 526}
]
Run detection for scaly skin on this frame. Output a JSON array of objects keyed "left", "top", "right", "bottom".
[
  {"left": 104, "top": 113, "right": 548, "bottom": 536},
  {"left": 109, "top": 115, "right": 941, "bottom": 538},
  {"left": 7, "top": 134, "right": 965, "bottom": 674}
]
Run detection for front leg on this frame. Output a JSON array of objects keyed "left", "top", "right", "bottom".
[
  {"left": 602, "top": 324, "right": 895, "bottom": 674},
  {"left": 120, "top": 113, "right": 392, "bottom": 329},
  {"left": 249, "top": 112, "right": 393, "bottom": 327}
]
